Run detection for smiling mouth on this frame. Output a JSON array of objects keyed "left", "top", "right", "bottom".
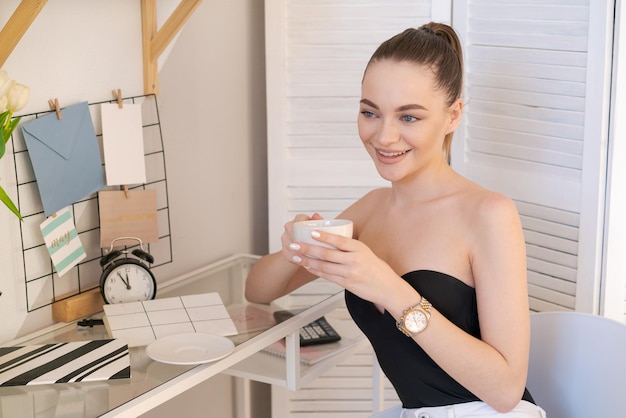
[{"left": 377, "top": 149, "right": 410, "bottom": 157}]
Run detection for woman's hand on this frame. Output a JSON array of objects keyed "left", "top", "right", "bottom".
[
  {"left": 289, "top": 229, "right": 401, "bottom": 308},
  {"left": 281, "top": 212, "right": 324, "bottom": 264},
  {"left": 245, "top": 212, "right": 325, "bottom": 304}
]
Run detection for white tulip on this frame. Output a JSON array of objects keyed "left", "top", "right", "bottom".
[
  {"left": 0, "top": 70, "right": 10, "bottom": 98},
  {"left": 0, "top": 68, "right": 28, "bottom": 221},
  {"left": 5, "top": 81, "right": 30, "bottom": 113}
]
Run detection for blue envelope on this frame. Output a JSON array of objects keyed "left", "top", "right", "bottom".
[{"left": 22, "top": 102, "right": 105, "bottom": 216}]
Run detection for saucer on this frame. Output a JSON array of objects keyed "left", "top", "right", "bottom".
[{"left": 146, "top": 333, "right": 235, "bottom": 365}]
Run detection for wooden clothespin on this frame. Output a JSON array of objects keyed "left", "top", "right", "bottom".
[
  {"left": 113, "top": 89, "right": 123, "bottom": 109},
  {"left": 48, "top": 98, "right": 62, "bottom": 119}
]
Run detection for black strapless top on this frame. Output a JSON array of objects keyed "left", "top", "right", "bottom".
[{"left": 344, "top": 270, "right": 535, "bottom": 408}]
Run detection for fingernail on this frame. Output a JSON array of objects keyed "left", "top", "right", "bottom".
[
  {"left": 292, "top": 255, "right": 302, "bottom": 263},
  {"left": 311, "top": 231, "right": 321, "bottom": 238},
  {"left": 289, "top": 243, "right": 301, "bottom": 250}
]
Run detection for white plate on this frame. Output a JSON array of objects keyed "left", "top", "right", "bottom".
[{"left": 146, "top": 333, "right": 235, "bottom": 365}]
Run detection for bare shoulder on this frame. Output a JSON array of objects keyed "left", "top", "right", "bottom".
[
  {"left": 458, "top": 182, "right": 523, "bottom": 246},
  {"left": 360, "top": 187, "right": 391, "bottom": 204},
  {"left": 458, "top": 179, "right": 518, "bottom": 221},
  {"left": 339, "top": 188, "right": 390, "bottom": 236},
  {"left": 476, "top": 190, "right": 519, "bottom": 226},
  {"left": 474, "top": 189, "right": 516, "bottom": 215},
  {"left": 342, "top": 187, "right": 390, "bottom": 215}
]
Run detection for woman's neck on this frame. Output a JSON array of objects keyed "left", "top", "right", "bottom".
[{"left": 389, "top": 160, "right": 458, "bottom": 207}]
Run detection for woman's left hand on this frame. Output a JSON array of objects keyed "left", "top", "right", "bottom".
[{"left": 289, "top": 230, "right": 399, "bottom": 307}]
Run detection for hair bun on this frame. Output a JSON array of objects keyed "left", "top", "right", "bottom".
[{"left": 420, "top": 25, "right": 436, "bottom": 35}]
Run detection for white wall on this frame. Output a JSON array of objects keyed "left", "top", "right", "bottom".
[
  {"left": 0, "top": 0, "right": 268, "bottom": 416},
  {"left": 156, "top": 0, "right": 268, "bottom": 279}
]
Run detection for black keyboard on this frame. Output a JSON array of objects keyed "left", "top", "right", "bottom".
[{"left": 273, "top": 310, "right": 341, "bottom": 346}]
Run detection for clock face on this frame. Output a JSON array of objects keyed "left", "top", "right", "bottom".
[
  {"left": 405, "top": 309, "right": 428, "bottom": 334},
  {"left": 101, "top": 259, "right": 157, "bottom": 304}
]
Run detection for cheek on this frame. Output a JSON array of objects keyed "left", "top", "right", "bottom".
[{"left": 357, "top": 118, "right": 374, "bottom": 143}]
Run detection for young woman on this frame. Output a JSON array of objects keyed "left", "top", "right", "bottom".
[{"left": 245, "top": 22, "right": 546, "bottom": 418}]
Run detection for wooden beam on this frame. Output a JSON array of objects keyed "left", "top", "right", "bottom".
[
  {"left": 151, "top": 0, "right": 202, "bottom": 59},
  {"left": 0, "top": 0, "right": 200, "bottom": 96},
  {"left": 0, "top": 0, "right": 48, "bottom": 68},
  {"left": 142, "top": 0, "right": 202, "bottom": 95},
  {"left": 141, "top": 0, "right": 158, "bottom": 95}
]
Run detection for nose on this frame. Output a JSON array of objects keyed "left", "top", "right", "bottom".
[{"left": 376, "top": 118, "right": 400, "bottom": 146}]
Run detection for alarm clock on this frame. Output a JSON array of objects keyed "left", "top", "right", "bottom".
[{"left": 99, "top": 237, "right": 157, "bottom": 304}]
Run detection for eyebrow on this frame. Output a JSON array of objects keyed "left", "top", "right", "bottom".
[{"left": 360, "top": 99, "right": 428, "bottom": 112}]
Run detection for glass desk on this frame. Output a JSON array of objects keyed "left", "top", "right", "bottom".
[{"left": 0, "top": 254, "right": 361, "bottom": 417}]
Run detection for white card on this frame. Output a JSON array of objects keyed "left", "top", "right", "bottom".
[
  {"left": 101, "top": 103, "right": 146, "bottom": 186},
  {"left": 103, "top": 293, "right": 238, "bottom": 347},
  {"left": 40, "top": 207, "right": 86, "bottom": 277}
]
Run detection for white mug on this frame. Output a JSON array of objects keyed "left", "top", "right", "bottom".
[{"left": 293, "top": 219, "right": 353, "bottom": 249}]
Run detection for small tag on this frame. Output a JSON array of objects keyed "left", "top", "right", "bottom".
[{"left": 40, "top": 207, "right": 86, "bottom": 277}]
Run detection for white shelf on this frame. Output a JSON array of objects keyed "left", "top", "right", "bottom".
[{"left": 224, "top": 316, "right": 367, "bottom": 389}]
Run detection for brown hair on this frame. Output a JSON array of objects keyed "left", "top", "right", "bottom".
[{"left": 364, "top": 22, "right": 464, "bottom": 163}]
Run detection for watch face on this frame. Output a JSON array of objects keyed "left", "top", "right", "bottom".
[
  {"left": 404, "top": 309, "right": 428, "bottom": 333},
  {"left": 101, "top": 259, "right": 156, "bottom": 304}
]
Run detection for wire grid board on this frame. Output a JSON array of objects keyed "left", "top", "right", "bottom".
[{"left": 11, "top": 94, "right": 172, "bottom": 312}]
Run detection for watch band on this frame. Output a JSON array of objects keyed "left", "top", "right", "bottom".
[{"left": 396, "top": 296, "right": 432, "bottom": 336}]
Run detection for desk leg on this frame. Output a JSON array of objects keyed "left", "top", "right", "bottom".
[
  {"left": 284, "top": 330, "right": 300, "bottom": 391},
  {"left": 234, "top": 377, "right": 251, "bottom": 418}
]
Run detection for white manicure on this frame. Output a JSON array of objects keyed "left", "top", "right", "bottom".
[
  {"left": 289, "top": 243, "right": 301, "bottom": 250},
  {"left": 292, "top": 255, "right": 302, "bottom": 263},
  {"left": 311, "top": 231, "right": 321, "bottom": 238}
]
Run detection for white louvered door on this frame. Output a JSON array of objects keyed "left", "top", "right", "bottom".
[{"left": 452, "top": 0, "right": 615, "bottom": 315}]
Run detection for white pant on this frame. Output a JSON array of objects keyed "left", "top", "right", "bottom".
[{"left": 401, "top": 400, "right": 547, "bottom": 418}]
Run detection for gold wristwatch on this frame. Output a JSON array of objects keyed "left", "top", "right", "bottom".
[{"left": 396, "top": 297, "right": 432, "bottom": 336}]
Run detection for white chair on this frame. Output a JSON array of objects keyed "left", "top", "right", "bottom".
[
  {"left": 527, "top": 311, "right": 626, "bottom": 418},
  {"left": 371, "top": 311, "right": 626, "bottom": 418}
]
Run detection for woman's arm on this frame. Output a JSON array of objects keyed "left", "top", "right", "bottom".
[
  {"left": 293, "top": 193, "right": 530, "bottom": 412},
  {"left": 411, "top": 194, "right": 529, "bottom": 411},
  {"left": 245, "top": 250, "right": 317, "bottom": 303},
  {"left": 244, "top": 213, "right": 321, "bottom": 303},
  {"left": 245, "top": 190, "right": 375, "bottom": 304}
]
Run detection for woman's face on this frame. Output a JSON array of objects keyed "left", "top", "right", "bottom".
[{"left": 358, "top": 59, "right": 461, "bottom": 183}]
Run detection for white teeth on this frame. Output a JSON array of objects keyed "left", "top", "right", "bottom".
[{"left": 378, "top": 150, "right": 407, "bottom": 157}]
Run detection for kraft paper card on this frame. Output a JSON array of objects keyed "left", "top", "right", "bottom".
[
  {"left": 98, "top": 189, "right": 158, "bottom": 248},
  {"left": 22, "top": 101, "right": 105, "bottom": 217},
  {"left": 40, "top": 206, "right": 86, "bottom": 277},
  {"left": 101, "top": 103, "right": 146, "bottom": 186}
]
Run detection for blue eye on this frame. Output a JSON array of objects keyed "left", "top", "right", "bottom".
[
  {"left": 361, "top": 110, "right": 376, "bottom": 118},
  {"left": 401, "top": 115, "right": 418, "bottom": 122}
]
